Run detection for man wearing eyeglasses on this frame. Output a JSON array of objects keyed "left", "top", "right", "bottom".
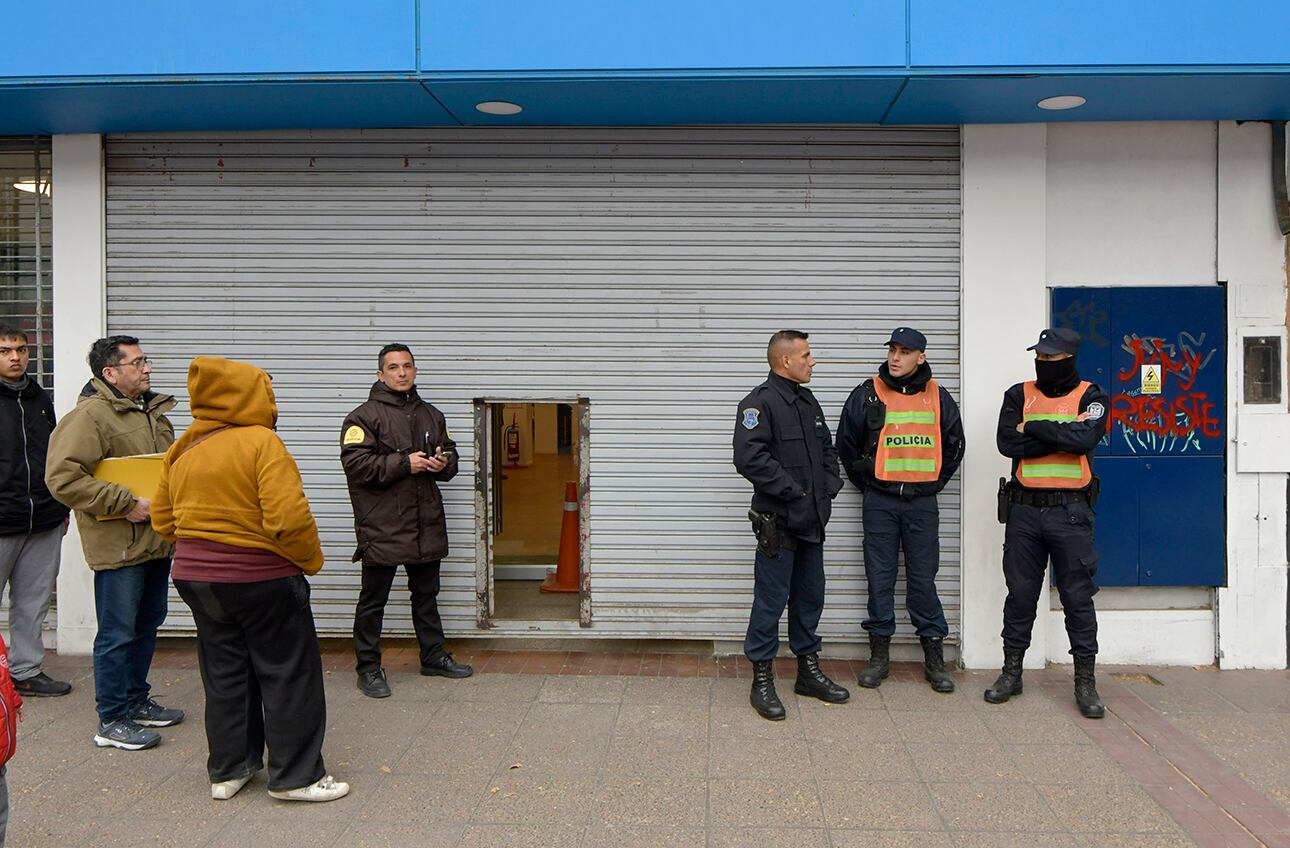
[{"left": 46, "top": 336, "right": 185, "bottom": 751}]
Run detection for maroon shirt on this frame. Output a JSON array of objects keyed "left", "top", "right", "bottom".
[{"left": 172, "top": 538, "right": 300, "bottom": 583}]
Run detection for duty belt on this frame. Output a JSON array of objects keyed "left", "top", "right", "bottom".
[{"left": 1006, "top": 487, "right": 1090, "bottom": 507}]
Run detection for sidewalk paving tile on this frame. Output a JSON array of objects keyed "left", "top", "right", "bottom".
[{"left": 7, "top": 646, "right": 1290, "bottom": 848}]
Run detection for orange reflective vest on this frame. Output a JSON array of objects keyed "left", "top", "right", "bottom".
[
  {"left": 873, "top": 377, "right": 942, "bottom": 483},
  {"left": 1017, "top": 380, "right": 1093, "bottom": 489}
]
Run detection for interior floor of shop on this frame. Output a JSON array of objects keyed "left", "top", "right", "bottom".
[
  {"left": 492, "top": 579, "right": 580, "bottom": 621},
  {"left": 492, "top": 452, "right": 577, "bottom": 565}
]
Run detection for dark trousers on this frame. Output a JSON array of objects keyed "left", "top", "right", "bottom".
[
  {"left": 743, "top": 540, "right": 825, "bottom": 663},
  {"left": 1002, "top": 501, "right": 1100, "bottom": 656},
  {"left": 861, "top": 490, "right": 948, "bottom": 640},
  {"left": 92, "top": 558, "right": 171, "bottom": 723},
  {"left": 175, "top": 575, "right": 327, "bottom": 792},
  {"left": 353, "top": 561, "right": 446, "bottom": 673}
]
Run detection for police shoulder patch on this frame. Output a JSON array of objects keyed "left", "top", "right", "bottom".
[
  {"left": 342, "top": 425, "right": 366, "bottom": 445},
  {"left": 741, "top": 408, "right": 761, "bottom": 430},
  {"left": 1085, "top": 402, "right": 1105, "bottom": 421}
]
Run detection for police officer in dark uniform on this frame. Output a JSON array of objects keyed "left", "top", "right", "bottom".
[
  {"left": 836, "top": 327, "right": 965, "bottom": 693},
  {"left": 733, "top": 330, "right": 849, "bottom": 721},
  {"left": 988, "top": 327, "right": 1109, "bottom": 718}
]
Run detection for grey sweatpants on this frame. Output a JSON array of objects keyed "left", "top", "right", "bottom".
[{"left": 0, "top": 525, "right": 62, "bottom": 680}]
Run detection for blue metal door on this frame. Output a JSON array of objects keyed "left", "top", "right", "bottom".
[{"left": 1051, "top": 286, "right": 1226, "bottom": 586}]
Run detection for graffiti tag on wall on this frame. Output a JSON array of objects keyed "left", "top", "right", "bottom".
[{"left": 1112, "top": 333, "right": 1220, "bottom": 454}]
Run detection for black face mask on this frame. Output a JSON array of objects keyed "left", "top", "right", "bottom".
[{"left": 1034, "top": 356, "right": 1078, "bottom": 391}]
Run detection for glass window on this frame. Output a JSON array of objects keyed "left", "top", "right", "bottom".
[
  {"left": 0, "top": 137, "right": 53, "bottom": 391},
  {"left": 1242, "top": 335, "right": 1282, "bottom": 404}
]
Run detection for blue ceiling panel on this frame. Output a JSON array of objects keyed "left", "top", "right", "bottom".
[
  {"left": 886, "top": 74, "right": 1290, "bottom": 124},
  {"left": 0, "top": 1, "right": 415, "bottom": 77},
  {"left": 422, "top": 0, "right": 906, "bottom": 71},
  {"left": 911, "top": 0, "right": 1290, "bottom": 68},
  {"left": 424, "top": 76, "right": 905, "bottom": 125},
  {"left": 0, "top": 81, "right": 457, "bottom": 135}
]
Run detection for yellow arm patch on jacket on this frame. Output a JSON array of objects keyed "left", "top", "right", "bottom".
[{"left": 342, "top": 425, "right": 366, "bottom": 446}]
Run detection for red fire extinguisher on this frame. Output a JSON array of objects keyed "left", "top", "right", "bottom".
[{"left": 505, "top": 415, "right": 520, "bottom": 465}]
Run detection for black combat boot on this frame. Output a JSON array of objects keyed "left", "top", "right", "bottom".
[
  {"left": 920, "top": 636, "right": 955, "bottom": 693},
  {"left": 983, "top": 647, "right": 1025, "bottom": 704},
  {"left": 856, "top": 635, "right": 890, "bottom": 689},
  {"left": 750, "top": 660, "right": 786, "bottom": 721},
  {"left": 794, "top": 653, "right": 850, "bottom": 703},
  {"left": 1073, "top": 654, "right": 1105, "bottom": 719}
]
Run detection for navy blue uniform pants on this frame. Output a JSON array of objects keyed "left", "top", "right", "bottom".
[
  {"left": 1002, "top": 501, "right": 1100, "bottom": 656},
  {"left": 861, "top": 490, "right": 948, "bottom": 639},
  {"left": 744, "top": 540, "right": 825, "bottom": 663}
]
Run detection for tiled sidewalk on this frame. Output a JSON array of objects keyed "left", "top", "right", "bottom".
[{"left": 7, "top": 642, "right": 1290, "bottom": 847}]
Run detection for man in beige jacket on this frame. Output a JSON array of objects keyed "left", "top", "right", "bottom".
[{"left": 45, "top": 335, "right": 185, "bottom": 751}]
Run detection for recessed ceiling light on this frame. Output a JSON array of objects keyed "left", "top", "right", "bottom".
[
  {"left": 1037, "top": 95, "right": 1087, "bottom": 111},
  {"left": 476, "top": 101, "right": 523, "bottom": 116}
]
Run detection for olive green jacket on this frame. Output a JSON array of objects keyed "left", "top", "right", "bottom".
[{"left": 45, "top": 378, "right": 176, "bottom": 570}]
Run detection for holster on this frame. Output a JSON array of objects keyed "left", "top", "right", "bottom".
[
  {"left": 748, "top": 510, "right": 794, "bottom": 557},
  {"left": 1088, "top": 475, "right": 1101, "bottom": 509},
  {"left": 997, "top": 477, "right": 1010, "bottom": 524}
]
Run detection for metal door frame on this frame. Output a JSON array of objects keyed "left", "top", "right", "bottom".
[{"left": 473, "top": 397, "right": 591, "bottom": 628}]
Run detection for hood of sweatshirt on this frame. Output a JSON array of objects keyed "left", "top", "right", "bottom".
[{"left": 171, "top": 357, "right": 277, "bottom": 455}]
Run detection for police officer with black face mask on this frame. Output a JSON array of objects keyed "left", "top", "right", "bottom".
[
  {"left": 733, "top": 330, "right": 849, "bottom": 721},
  {"left": 988, "top": 328, "right": 1110, "bottom": 718}
]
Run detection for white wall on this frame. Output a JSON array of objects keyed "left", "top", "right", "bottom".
[
  {"left": 50, "top": 134, "right": 105, "bottom": 656},
  {"left": 960, "top": 124, "right": 1050, "bottom": 670},
  {"left": 1216, "top": 121, "right": 1290, "bottom": 669},
  {"left": 961, "top": 121, "right": 1288, "bottom": 669}
]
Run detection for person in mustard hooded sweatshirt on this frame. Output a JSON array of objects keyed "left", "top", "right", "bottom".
[{"left": 152, "top": 357, "right": 349, "bottom": 803}]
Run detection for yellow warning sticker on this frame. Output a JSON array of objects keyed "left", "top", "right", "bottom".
[
  {"left": 342, "top": 425, "right": 366, "bottom": 445},
  {"left": 1141, "top": 364, "right": 1162, "bottom": 395}
]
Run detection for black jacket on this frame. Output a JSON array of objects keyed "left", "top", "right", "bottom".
[
  {"left": 0, "top": 378, "right": 70, "bottom": 534},
  {"left": 340, "top": 381, "right": 458, "bottom": 566},
  {"left": 836, "top": 361, "right": 965, "bottom": 498},
  {"left": 733, "top": 371, "right": 844, "bottom": 542},
  {"left": 996, "top": 377, "right": 1109, "bottom": 487}
]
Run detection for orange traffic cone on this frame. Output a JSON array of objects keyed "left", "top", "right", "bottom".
[{"left": 540, "top": 481, "right": 580, "bottom": 593}]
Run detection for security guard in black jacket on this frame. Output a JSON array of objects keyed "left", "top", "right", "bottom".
[
  {"left": 988, "top": 327, "right": 1109, "bottom": 718},
  {"left": 733, "top": 330, "right": 849, "bottom": 721},
  {"left": 836, "top": 327, "right": 965, "bottom": 693}
]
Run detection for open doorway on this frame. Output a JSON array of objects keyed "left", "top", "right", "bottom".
[{"left": 473, "top": 398, "right": 590, "bottom": 628}]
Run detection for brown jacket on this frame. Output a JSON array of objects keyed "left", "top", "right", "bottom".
[
  {"left": 341, "top": 382, "right": 458, "bottom": 566},
  {"left": 152, "top": 357, "right": 324, "bottom": 574},
  {"left": 45, "top": 379, "right": 176, "bottom": 570}
]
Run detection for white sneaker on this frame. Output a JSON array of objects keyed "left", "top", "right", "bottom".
[
  {"left": 268, "top": 774, "right": 350, "bottom": 803},
  {"left": 211, "top": 771, "right": 256, "bottom": 800}
]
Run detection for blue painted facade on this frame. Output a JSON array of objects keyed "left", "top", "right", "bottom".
[{"left": 2, "top": 2, "right": 1290, "bottom": 132}]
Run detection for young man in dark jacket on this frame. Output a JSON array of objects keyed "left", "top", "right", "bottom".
[
  {"left": 836, "top": 327, "right": 965, "bottom": 692},
  {"left": 341, "top": 343, "right": 472, "bottom": 698},
  {"left": 0, "top": 326, "right": 71, "bottom": 698}
]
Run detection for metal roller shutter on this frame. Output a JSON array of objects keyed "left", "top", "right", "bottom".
[{"left": 104, "top": 126, "right": 961, "bottom": 644}]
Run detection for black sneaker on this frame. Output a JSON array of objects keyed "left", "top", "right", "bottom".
[
  {"left": 14, "top": 672, "right": 72, "bottom": 697},
  {"left": 94, "top": 719, "right": 161, "bottom": 751},
  {"left": 420, "top": 654, "right": 473, "bottom": 679},
  {"left": 357, "top": 668, "right": 392, "bottom": 698},
  {"left": 129, "top": 697, "right": 185, "bottom": 727}
]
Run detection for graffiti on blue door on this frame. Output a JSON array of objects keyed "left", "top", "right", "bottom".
[{"left": 1112, "top": 332, "right": 1221, "bottom": 453}]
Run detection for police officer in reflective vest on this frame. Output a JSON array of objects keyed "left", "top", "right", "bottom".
[
  {"left": 837, "top": 327, "right": 965, "bottom": 692},
  {"left": 733, "top": 330, "right": 849, "bottom": 721},
  {"left": 989, "top": 327, "right": 1109, "bottom": 718}
]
